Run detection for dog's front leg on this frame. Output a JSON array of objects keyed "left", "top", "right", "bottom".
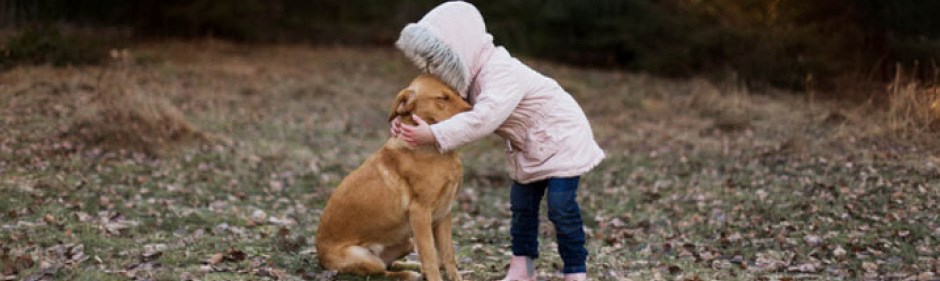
[
  {"left": 434, "top": 213, "right": 461, "bottom": 281},
  {"left": 409, "top": 206, "right": 442, "bottom": 281}
]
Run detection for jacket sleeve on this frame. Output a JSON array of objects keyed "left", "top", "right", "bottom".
[{"left": 429, "top": 65, "right": 523, "bottom": 152}]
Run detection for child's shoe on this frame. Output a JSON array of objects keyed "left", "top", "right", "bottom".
[
  {"left": 563, "top": 273, "right": 587, "bottom": 281},
  {"left": 500, "top": 255, "right": 536, "bottom": 281}
]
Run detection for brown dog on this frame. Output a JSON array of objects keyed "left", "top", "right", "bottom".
[{"left": 316, "top": 75, "right": 471, "bottom": 281}]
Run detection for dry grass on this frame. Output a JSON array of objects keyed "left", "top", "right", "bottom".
[
  {"left": 680, "top": 78, "right": 763, "bottom": 132},
  {"left": 68, "top": 72, "right": 206, "bottom": 155},
  {"left": 71, "top": 80, "right": 206, "bottom": 154},
  {"left": 886, "top": 72, "right": 940, "bottom": 137}
]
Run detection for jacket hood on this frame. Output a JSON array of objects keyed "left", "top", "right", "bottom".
[{"left": 395, "top": 1, "right": 494, "bottom": 98}]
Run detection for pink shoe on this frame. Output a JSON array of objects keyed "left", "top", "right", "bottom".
[
  {"left": 500, "top": 255, "right": 536, "bottom": 281},
  {"left": 564, "top": 273, "right": 587, "bottom": 281}
]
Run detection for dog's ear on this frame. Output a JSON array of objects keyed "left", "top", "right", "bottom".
[{"left": 388, "top": 89, "right": 416, "bottom": 122}]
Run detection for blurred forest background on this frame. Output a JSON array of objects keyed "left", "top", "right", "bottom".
[{"left": 2, "top": 0, "right": 940, "bottom": 90}]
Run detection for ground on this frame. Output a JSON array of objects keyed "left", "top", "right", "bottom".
[{"left": 0, "top": 41, "right": 938, "bottom": 281}]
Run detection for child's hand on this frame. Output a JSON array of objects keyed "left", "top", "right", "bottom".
[
  {"left": 390, "top": 116, "right": 402, "bottom": 137},
  {"left": 399, "top": 115, "right": 437, "bottom": 147}
]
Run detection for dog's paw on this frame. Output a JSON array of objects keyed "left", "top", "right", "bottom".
[
  {"left": 390, "top": 260, "right": 423, "bottom": 272},
  {"left": 386, "top": 270, "right": 422, "bottom": 281},
  {"left": 445, "top": 267, "right": 462, "bottom": 281}
]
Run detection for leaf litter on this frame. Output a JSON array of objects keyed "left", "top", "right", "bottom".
[{"left": 0, "top": 42, "right": 938, "bottom": 280}]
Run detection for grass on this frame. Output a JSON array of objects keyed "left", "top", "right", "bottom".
[
  {"left": 886, "top": 68, "right": 940, "bottom": 138},
  {"left": 0, "top": 41, "right": 938, "bottom": 280}
]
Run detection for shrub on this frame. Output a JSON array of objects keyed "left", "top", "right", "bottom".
[
  {"left": 4, "top": 0, "right": 940, "bottom": 90},
  {"left": 69, "top": 78, "right": 207, "bottom": 155},
  {"left": 1, "top": 25, "right": 107, "bottom": 69}
]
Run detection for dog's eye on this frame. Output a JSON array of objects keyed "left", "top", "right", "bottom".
[{"left": 437, "top": 95, "right": 449, "bottom": 100}]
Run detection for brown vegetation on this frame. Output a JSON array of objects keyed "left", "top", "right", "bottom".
[
  {"left": 61, "top": 51, "right": 206, "bottom": 155},
  {"left": 67, "top": 78, "right": 205, "bottom": 155},
  {"left": 886, "top": 71, "right": 940, "bottom": 137}
]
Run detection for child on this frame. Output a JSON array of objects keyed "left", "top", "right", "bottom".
[{"left": 391, "top": 2, "right": 605, "bottom": 280}]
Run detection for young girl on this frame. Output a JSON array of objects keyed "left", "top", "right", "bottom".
[{"left": 391, "top": 2, "right": 605, "bottom": 280}]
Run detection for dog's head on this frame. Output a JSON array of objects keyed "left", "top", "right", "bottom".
[{"left": 389, "top": 75, "right": 471, "bottom": 125}]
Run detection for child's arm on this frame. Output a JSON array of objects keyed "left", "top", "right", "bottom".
[{"left": 430, "top": 68, "right": 524, "bottom": 152}]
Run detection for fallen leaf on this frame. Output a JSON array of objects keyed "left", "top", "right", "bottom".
[
  {"left": 804, "top": 234, "right": 823, "bottom": 246},
  {"left": 15, "top": 255, "right": 34, "bottom": 270},
  {"left": 668, "top": 265, "right": 682, "bottom": 275},
  {"left": 862, "top": 261, "right": 878, "bottom": 272},
  {"left": 225, "top": 248, "right": 246, "bottom": 262},
  {"left": 787, "top": 262, "right": 819, "bottom": 273},
  {"left": 73, "top": 212, "right": 92, "bottom": 222},
  {"left": 208, "top": 253, "right": 223, "bottom": 265},
  {"left": 251, "top": 209, "right": 267, "bottom": 222},
  {"left": 1, "top": 255, "right": 15, "bottom": 276},
  {"left": 833, "top": 245, "right": 846, "bottom": 257},
  {"left": 142, "top": 244, "right": 166, "bottom": 261},
  {"left": 43, "top": 214, "right": 55, "bottom": 224},
  {"left": 307, "top": 270, "right": 337, "bottom": 281}
]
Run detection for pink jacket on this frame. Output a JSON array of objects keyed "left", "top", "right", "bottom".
[{"left": 395, "top": 1, "right": 605, "bottom": 184}]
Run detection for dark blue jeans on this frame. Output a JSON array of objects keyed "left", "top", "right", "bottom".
[{"left": 510, "top": 176, "right": 587, "bottom": 274}]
